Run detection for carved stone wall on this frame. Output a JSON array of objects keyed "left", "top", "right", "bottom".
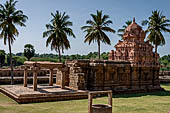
[{"left": 66, "top": 60, "right": 162, "bottom": 92}]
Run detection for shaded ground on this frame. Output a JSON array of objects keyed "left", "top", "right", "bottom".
[{"left": 0, "top": 84, "right": 170, "bottom": 113}]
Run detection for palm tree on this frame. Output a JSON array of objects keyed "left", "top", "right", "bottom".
[
  {"left": 117, "top": 20, "right": 132, "bottom": 38},
  {"left": 81, "top": 10, "right": 115, "bottom": 59},
  {"left": 24, "top": 44, "right": 35, "bottom": 61},
  {"left": 43, "top": 11, "right": 75, "bottom": 62},
  {"left": 0, "top": 0, "right": 28, "bottom": 84},
  {"left": 142, "top": 10, "right": 170, "bottom": 55}
]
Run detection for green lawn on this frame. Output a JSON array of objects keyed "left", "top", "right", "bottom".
[{"left": 1, "top": 84, "right": 170, "bottom": 113}]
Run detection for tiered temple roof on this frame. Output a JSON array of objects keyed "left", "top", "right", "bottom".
[{"left": 108, "top": 18, "right": 159, "bottom": 67}]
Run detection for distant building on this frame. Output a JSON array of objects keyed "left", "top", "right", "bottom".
[{"left": 109, "top": 18, "right": 159, "bottom": 67}]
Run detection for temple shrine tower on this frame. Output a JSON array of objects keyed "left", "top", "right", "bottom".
[{"left": 108, "top": 18, "right": 159, "bottom": 67}]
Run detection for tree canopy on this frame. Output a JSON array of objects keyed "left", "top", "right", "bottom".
[
  {"left": 24, "top": 44, "right": 35, "bottom": 61},
  {"left": 0, "top": 50, "right": 5, "bottom": 67}
]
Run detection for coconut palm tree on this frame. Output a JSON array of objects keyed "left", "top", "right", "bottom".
[
  {"left": 43, "top": 11, "right": 75, "bottom": 62},
  {"left": 142, "top": 10, "right": 170, "bottom": 55},
  {"left": 81, "top": 10, "right": 115, "bottom": 59},
  {"left": 0, "top": 0, "right": 28, "bottom": 84},
  {"left": 117, "top": 20, "right": 132, "bottom": 38}
]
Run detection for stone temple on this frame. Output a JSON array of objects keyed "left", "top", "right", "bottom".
[
  {"left": 108, "top": 18, "right": 159, "bottom": 67},
  {"left": 20, "top": 19, "right": 162, "bottom": 94}
]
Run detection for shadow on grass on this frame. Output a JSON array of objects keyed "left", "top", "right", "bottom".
[
  {"left": 113, "top": 90, "right": 170, "bottom": 98},
  {"left": 111, "top": 84, "right": 170, "bottom": 98}
]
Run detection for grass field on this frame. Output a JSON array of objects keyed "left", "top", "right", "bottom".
[{"left": 0, "top": 84, "right": 170, "bottom": 113}]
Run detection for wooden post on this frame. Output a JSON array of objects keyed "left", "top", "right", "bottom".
[
  {"left": 33, "top": 67, "right": 39, "bottom": 91},
  {"left": 24, "top": 67, "right": 28, "bottom": 87},
  {"left": 88, "top": 93, "right": 93, "bottom": 113},
  {"left": 49, "top": 69, "right": 53, "bottom": 86}
]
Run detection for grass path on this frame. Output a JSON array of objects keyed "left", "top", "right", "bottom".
[{"left": 0, "top": 84, "right": 170, "bottom": 113}]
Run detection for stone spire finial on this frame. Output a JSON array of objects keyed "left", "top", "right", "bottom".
[{"left": 133, "top": 17, "right": 135, "bottom": 23}]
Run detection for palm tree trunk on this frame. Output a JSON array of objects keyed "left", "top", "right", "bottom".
[
  {"left": 155, "top": 44, "right": 158, "bottom": 65},
  {"left": 8, "top": 37, "right": 14, "bottom": 85},
  {"left": 98, "top": 40, "right": 100, "bottom": 59},
  {"left": 58, "top": 47, "right": 61, "bottom": 62},
  {"left": 155, "top": 44, "right": 157, "bottom": 55}
]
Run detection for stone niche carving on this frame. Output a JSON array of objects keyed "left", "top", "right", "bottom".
[{"left": 108, "top": 18, "right": 159, "bottom": 67}]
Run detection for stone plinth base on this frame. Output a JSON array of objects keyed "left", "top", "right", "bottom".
[{"left": 0, "top": 85, "right": 88, "bottom": 104}]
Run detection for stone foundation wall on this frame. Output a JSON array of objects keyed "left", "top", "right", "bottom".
[{"left": 66, "top": 60, "right": 162, "bottom": 92}]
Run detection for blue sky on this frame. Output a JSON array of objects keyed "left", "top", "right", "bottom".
[{"left": 0, "top": 0, "right": 170, "bottom": 56}]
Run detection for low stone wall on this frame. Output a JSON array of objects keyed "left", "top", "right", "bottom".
[
  {"left": 0, "top": 68, "right": 49, "bottom": 77},
  {"left": 66, "top": 60, "right": 162, "bottom": 92}
]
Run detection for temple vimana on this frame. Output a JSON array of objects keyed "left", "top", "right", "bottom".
[
  {"left": 108, "top": 18, "right": 159, "bottom": 67},
  {"left": 7, "top": 18, "right": 162, "bottom": 94}
]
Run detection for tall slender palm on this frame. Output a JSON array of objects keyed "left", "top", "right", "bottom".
[
  {"left": 0, "top": 0, "right": 28, "bottom": 84},
  {"left": 43, "top": 11, "right": 75, "bottom": 62},
  {"left": 117, "top": 20, "right": 132, "bottom": 38},
  {"left": 142, "top": 10, "right": 170, "bottom": 55},
  {"left": 81, "top": 10, "right": 115, "bottom": 59}
]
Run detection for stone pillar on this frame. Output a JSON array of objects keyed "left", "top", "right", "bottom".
[
  {"left": 24, "top": 67, "right": 28, "bottom": 87},
  {"left": 61, "top": 70, "right": 65, "bottom": 89},
  {"left": 49, "top": 69, "right": 54, "bottom": 86},
  {"left": 60, "top": 67, "right": 67, "bottom": 89},
  {"left": 33, "top": 67, "right": 39, "bottom": 91}
]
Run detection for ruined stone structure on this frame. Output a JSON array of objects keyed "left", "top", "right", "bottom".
[{"left": 108, "top": 18, "right": 159, "bottom": 67}]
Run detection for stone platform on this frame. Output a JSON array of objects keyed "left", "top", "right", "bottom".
[{"left": 0, "top": 85, "right": 88, "bottom": 104}]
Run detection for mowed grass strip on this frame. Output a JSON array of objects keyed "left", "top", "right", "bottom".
[{"left": 0, "top": 84, "right": 170, "bottom": 113}]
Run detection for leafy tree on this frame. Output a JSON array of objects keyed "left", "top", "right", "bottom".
[
  {"left": 13, "top": 56, "right": 26, "bottom": 66},
  {"left": 117, "top": 20, "right": 132, "bottom": 39},
  {"left": 0, "top": 0, "right": 28, "bottom": 84},
  {"left": 142, "top": 10, "right": 170, "bottom": 55},
  {"left": 101, "top": 52, "right": 109, "bottom": 60},
  {"left": 81, "top": 10, "right": 115, "bottom": 59},
  {"left": 16, "top": 52, "right": 23, "bottom": 56},
  {"left": 24, "top": 44, "right": 35, "bottom": 61},
  {"left": 43, "top": 11, "right": 75, "bottom": 62},
  {"left": 0, "top": 50, "right": 5, "bottom": 67}
]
